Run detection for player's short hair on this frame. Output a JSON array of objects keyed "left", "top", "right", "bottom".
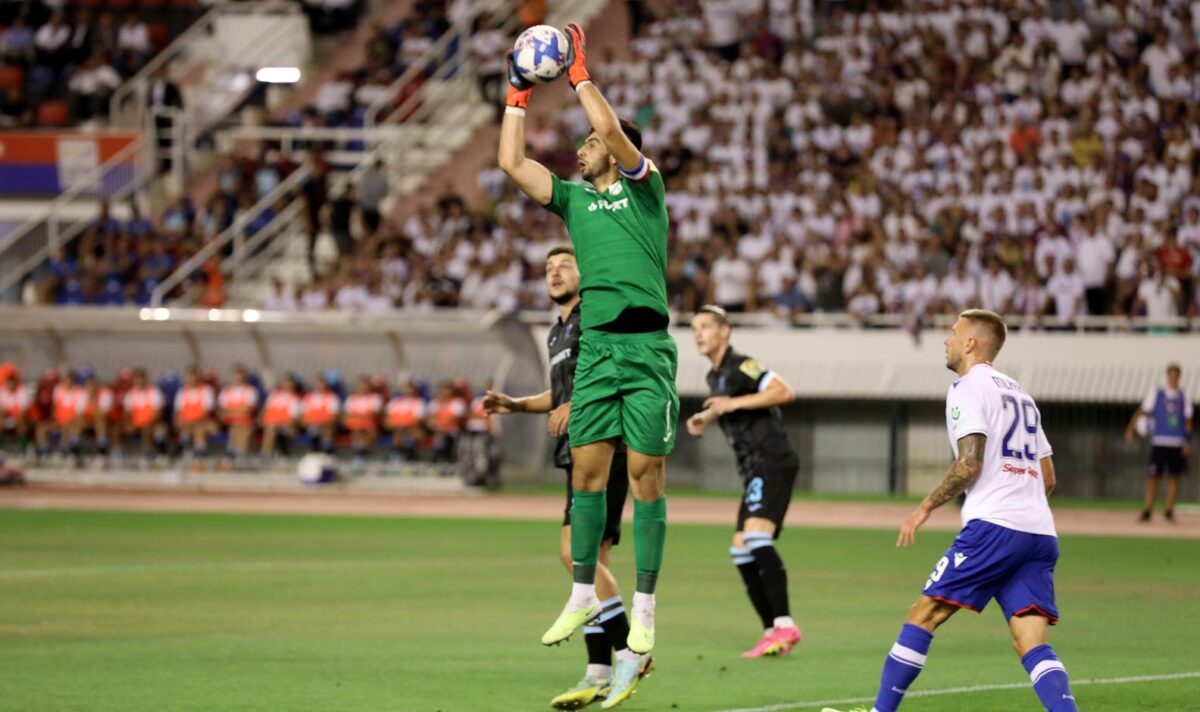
[
  {"left": 586, "top": 118, "right": 643, "bottom": 151},
  {"left": 546, "top": 245, "right": 575, "bottom": 261},
  {"left": 959, "top": 309, "right": 1007, "bottom": 356},
  {"left": 1167, "top": 363, "right": 1181, "bottom": 375},
  {"left": 696, "top": 304, "right": 730, "bottom": 327}
]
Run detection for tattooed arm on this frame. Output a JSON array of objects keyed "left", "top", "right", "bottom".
[{"left": 897, "top": 433, "right": 986, "bottom": 547}]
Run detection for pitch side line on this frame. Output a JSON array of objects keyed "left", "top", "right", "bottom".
[{"left": 713, "top": 671, "right": 1200, "bottom": 712}]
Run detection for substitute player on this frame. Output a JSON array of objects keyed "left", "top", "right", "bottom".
[
  {"left": 123, "top": 368, "right": 167, "bottom": 461},
  {"left": 219, "top": 365, "right": 259, "bottom": 467},
  {"left": 484, "top": 246, "right": 648, "bottom": 709},
  {"left": 499, "top": 25, "right": 675, "bottom": 703},
  {"left": 824, "top": 310, "right": 1077, "bottom": 712},
  {"left": 685, "top": 305, "right": 802, "bottom": 659},
  {"left": 1125, "top": 363, "right": 1191, "bottom": 523}
]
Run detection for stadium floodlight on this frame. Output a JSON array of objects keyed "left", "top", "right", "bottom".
[
  {"left": 242, "top": 309, "right": 261, "bottom": 323},
  {"left": 255, "top": 67, "right": 301, "bottom": 84}
]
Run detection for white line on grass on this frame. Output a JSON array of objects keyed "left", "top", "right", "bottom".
[
  {"left": 713, "top": 671, "right": 1200, "bottom": 712},
  {"left": 0, "top": 555, "right": 547, "bottom": 579}
]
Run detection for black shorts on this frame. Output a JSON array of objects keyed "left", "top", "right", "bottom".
[
  {"left": 563, "top": 448, "right": 629, "bottom": 546},
  {"left": 1149, "top": 446, "right": 1187, "bottom": 477},
  {"left": 736, "top": 460, "right": 799, "bottom": 536}
]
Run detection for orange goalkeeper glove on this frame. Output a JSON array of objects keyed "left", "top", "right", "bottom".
[
  {"left": 505, "top": 50, "right": 533, "bottom": 110},
  {"left": 563, "top": 22, "right": 590, "bottom": 89}
]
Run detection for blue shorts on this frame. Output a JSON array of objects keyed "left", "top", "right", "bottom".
[{"left": 922, "top": 520, "right": 1060, "bottom": 624}]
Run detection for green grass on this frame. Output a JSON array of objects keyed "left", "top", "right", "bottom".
[{"left": 0, "top": 510, "right": 1197, "bottom": 711}]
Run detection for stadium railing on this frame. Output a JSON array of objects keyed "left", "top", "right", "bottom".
[
  {"left": 109, "top": 2, "right": 312, "bottom": 176},
  {"left": 149, "top": 166, "right": 312, "bottom": 307},
  {"left": 0, "top": 136, "right": 155, "bottom": 299}
]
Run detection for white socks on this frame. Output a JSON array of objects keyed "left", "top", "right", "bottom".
[
  {"left": 774, "top": 615, "right": 797, "bottom": 630},
  {"left": 586, "top": 664, "right": 612, "bottom": 679},
  {"left": 569, "top": 582, "right": 597, "bottom": 610},
  {"left": 615, "top": 648, "right": 641, "bottom": 664},
  {"left": 631, "top": 592, "right": 656, "bottom": 629}
]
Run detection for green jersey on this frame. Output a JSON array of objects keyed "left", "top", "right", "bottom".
[{"left": 545, "top": 165, "right": 669, "bottom": 331}]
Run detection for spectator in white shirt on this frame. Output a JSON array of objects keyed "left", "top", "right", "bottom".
[
  {"left": 711, "top": 243, "right": 753, "bottom": 312},
  {"left": 261, "top": 278, "right": 297, "bottom": 311},
  {"left": 938, "top": 261, "right": 978, "bottom": 312},
  {"left": 116, "top": 14, "right": 150, "bottom": 65},
  {"left": 1134, "top": 264, "right": 1182, "bottom": 325},
  {"left": 68, "top": 53, "right": 121, "bottom": 121},
  {"left": 34, "top": 10, "right": 70, "bottom": 67},
  {"left": 1074, "top": 218, "right": 1116, "bottom": 314},
  {"left": 1045, "top": 257, "right": 1087, "bottom": 324},
  {"left": 977, "top": 256, "right": 1016, "bottom": 314},
  {"left": 1049, "top": 9, "right": 1090, "bottom": 66},
  {"left": 1141, "top": 32, "right": 1183, "bottom": 97}
]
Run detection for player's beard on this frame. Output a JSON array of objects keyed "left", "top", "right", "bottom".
[
  {"left": 550, "top": 289, "right": 577, "bottom": 305},
  {"left": 945, "top": 349, "right": 960, "bottom": 373}
]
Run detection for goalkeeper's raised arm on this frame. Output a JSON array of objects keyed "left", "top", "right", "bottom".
[
  {"left": 563, "top": 22, "right": 647, "bottom": 178},
  {"left": 496, "top": 49, "right": 553, "bottom": 206}
]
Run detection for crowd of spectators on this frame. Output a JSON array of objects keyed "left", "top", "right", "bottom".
[
  {"left": 0, "top": 0, "right": 366, "bottom": 129},
  {"left": 0, "top": 361, "right": 498, "bottom": 482},
  {"left": 582, "top": 0, "right": 1200, "bottom": 325},
  {"left": 34, "top": 149, "right": 320, "bottom": 306},
  {"left": 33, "top": 0, "right": 1200, "bottom": 330},
  {"left": 0, "top": 1, "right": 194, "bottom": 126},
  {"left": 258, "top": 0, "right": 1200, "bottom": 327}
]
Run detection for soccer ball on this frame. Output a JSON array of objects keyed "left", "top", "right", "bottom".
[{"left": 512, "top": 25, "right": 568, "bottom": 85}]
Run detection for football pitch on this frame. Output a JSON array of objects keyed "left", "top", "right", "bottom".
[{"left": 1, "top": 508, "right": 1197, "bottom": 711}]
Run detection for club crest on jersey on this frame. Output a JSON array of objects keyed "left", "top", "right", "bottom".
[
  {"left": 739, "top": 359, "right": 764, "bottom": 380},
  {"left": 608, "top": 182, "right": 623, "bottom": 196},
  {"left": 951, "top": 407, "right": 961, "bottom": 420}
]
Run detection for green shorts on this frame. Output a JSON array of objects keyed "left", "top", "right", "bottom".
[{"left": 569, "top": 329, "right": 679, "bottom": 457}]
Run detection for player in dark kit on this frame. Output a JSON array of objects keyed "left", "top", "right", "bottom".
[
  {"left": 685, "top": 305, "right": 803, "bottom": 658},
  {"left": 483, "top": 247, "right": 648, "bottom": 709}
]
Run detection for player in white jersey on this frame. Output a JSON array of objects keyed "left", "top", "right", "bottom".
[{"left": 824, "top": 310, "right": 1078, "bottom": 712}]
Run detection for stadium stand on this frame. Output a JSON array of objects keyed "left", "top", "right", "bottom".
[
  {"left": 187, "top": 0, "right": 1200, "bottom": 326},
  {"left": 6, "top": 0, "right": 1200, "bottom": 330}
]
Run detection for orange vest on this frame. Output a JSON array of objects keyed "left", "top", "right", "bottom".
[
  {"left": 302, "top": 391, "right": 339, "bottom": 426},
  {"left": 219, "top": 385, "right": 258, "bottom": 426},
  {"left": 0, "top": 384, "right": 29, "bottom": 420},
  {"left": 262, "top": 391, "right": 299, "bottom": 427},
  {"left": 125, "top": 387, "right": 162, "bottom": 428},
  {"left": 428, "top": 398, "right": 464, "bottom": 434},
  {"left": 385, "top": 396, "right": 424, "bottom": 429},
  {"left": 465, "top": 396, "right": 492, "bottom": 433},
  {"left": 82, "top": 387, "right": 113, "bottom": 420},
  {"left": 53, "top": 384, "right": 85, "bottom": 425},
  {"left": 176, "top": 385, "right": 214, "bottom": 425},
  {"left": 344, "top": 393, "right": 382, "bottom": 430}
]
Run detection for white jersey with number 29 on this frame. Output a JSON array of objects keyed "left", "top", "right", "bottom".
[{"left": 946, "top": 363, "right": 1056, "bottom": 537}]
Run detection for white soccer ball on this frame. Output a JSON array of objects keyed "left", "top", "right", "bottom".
[
  {"left": 1135, "top": 414, "right": 1151, "bottom": 439},
  {"left": 297, "top": 453, "right": 337, "bottom": 484},
  {"left": 512, "top": 25, "right": 569, "bottom": 85}
]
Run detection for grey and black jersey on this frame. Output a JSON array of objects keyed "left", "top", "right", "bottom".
[
  {"left": 706, "top": 346, "right": 798, "bottom": 480},
  {"left": 547, "top": 304, "right": 581, "bottom": 468},
  {"left": 548, "top": 302, "right": 624, "bottom": 468}
]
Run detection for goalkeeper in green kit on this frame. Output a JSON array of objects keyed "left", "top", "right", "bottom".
[{"left": 499, "top": 22, "right": 676, "bottom": 707}]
